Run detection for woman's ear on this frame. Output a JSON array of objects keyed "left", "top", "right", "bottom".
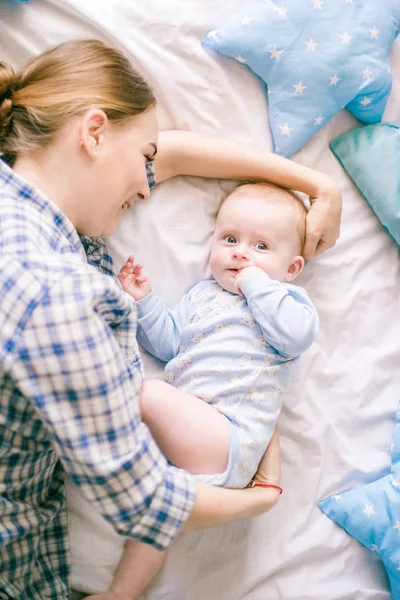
[
  {"left": 79, "top": 108, "right": 108, "bottom": 159},
  {"left": 285, "top": 255, "right": 305, "bottom": 282}
]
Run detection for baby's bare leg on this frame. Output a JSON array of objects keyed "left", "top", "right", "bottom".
[
  {"left": 140, "top": 379, "right": 230, "bottom": 474},
  {"left": 88, "top": 379, "right": 230, "bottom": 600},
  {"left": 86, "top": 541, "right": 164, "bottom": 600}
]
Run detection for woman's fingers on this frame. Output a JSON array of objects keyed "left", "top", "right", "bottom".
[
  {"left": 303, "top": 183, "right": 342, "bottom": 260},
  {"left": 253, "top": 425, "right": 281, "bottom": 486}
]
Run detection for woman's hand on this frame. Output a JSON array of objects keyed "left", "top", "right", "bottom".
[
  {"left": 118, "top": 256, "right": 152, "bottom": 301},
  {"left": 303, "top": 179, "right": 342, "bottom": 260},
  {"left": 252, "top": 425, "right": 281, "bottom": 489}
]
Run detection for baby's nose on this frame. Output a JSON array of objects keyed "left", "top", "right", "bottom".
[{"left": 232, "top": 246, "right": 250, "bottom": 259}]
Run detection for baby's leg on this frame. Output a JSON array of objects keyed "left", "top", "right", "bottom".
[
  {"left": 140, "top": 379, "right": 230, "bottom": 474},
  {"left": 86, "top": 541, "right": 165, "bottom": 600},
  {"left": 87, "top": 380, "right": 231, "bottom": 600}
]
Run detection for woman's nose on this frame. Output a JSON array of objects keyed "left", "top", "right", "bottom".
[{"left": 137, "top": 180, "right": 151, "bottom": 201}]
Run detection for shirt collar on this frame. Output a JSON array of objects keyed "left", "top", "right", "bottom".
[{"left": 0, "top": 158, "right": 87, "bottom": 259}]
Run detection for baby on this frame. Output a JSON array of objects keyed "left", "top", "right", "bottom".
[{"left": 90, "top": 182, "right": 318, "bottom": 600}]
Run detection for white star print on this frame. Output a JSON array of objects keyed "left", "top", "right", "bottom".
[
  {"left": 293, "top": 81, "right": 306, "bottom": 95},
  {"left": 390, "top": 475, "right": 400, "bottom": 488},
  {"left": 275, "top": 5, "right": 288, "bottom": 18},
  {"left": 305, "top": 38, "right": 317, "bottom": 52},
  {"left": 340, "top": 31, "right": 352, "bottom": 45},
  {"left": 269, "top": 47, "right": 283, "bottom": 60},
  {"left": 393, "top": 520, "right": 400, "bottom": 532},
  {"left": 242, "top": 16, "right": 253, "bottom": 25},
  {"left": 280, "top": 122, "right": 293, "bottom": 136},
  {"left": 314, "top": 115, "right": 324, "bottom": 126},
  {"left": 369, "top": 26, "right": 380, "bottom": 39},
  {"left": 360, "top": 96, "right": 372, "bottom": 106},
  {"left": 312, "top": 0, "right": 323, "bottom": 9},
  {"left": 235, "top": 55, "right": 247, "bottom": 63},
  {"left": 329, "top": 73, "right": 340, "bottom": 86},
  {"left": 397, "top": 563, "right": 400, "bottom": 572},
  {"left": 207, "top": 31, "right": 218, "bottom": 40},
  {"left": 362, "top": 504, "right": 375, "bottom": 518},
  {"left": 332, "top": 494, "right": 343, "bottom": 502},
  {"left": 362, "top": 67, "right": 373, "bottom": 80},
  {"left": 371, "top": 544, "right": 379, "bottom": 552}
]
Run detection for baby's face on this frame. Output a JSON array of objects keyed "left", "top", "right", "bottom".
[{"left": 210, "top": 192, "right": 302, "bottom": 294}]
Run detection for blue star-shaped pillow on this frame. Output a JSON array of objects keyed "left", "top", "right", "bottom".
[
  {"left": 202, "top": 0, "right": 400, "bottom": 157},
  {"left": 319, "top": 400, "right": 400, "bottom": 598}
]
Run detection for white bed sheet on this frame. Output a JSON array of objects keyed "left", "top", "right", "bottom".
[{"left": 1, "top": 1, "right": 400, "bottom": 598}]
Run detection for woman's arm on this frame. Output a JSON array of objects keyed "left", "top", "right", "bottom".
[
  {"left": 184, "top": 425, "right": 281, "bottom": 530},
  {"left": 154, "top": 130, "right": 342, "bottom": 260}
]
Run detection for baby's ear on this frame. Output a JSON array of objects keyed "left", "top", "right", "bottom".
[{"left": 285, "top": 255, "right": 305, "bottom": 282}]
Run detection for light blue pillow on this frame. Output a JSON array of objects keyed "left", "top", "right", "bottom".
[
  {"left": 319, "top": 399, "right": 400, "bottom": 598},
  {"left": 330, "top": 123, "right": 400, "bottom": 245},
  {"left": 202, "top": 0, "right": 400, "bottom": 157}
]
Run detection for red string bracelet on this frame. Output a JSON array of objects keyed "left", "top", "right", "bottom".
[{"left": 251, "top": 482, "right": 283, "bottom": 494}]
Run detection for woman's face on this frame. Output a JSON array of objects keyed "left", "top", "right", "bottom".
[{"left": 79, "top": 106, "right": 158, "bottom": 237}]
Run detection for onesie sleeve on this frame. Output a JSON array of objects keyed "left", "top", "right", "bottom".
[
  {"left": 240, "top": 271, "right": 318, "bottom": 359},
  {"left": 136, "top": 290, "right": 191, "bottom": 362}
]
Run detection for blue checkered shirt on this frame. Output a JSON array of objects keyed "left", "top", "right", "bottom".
[{"left": 0, "top": 159, "right": 195, "bottom": 600}]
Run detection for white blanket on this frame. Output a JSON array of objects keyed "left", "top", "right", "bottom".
[{"left": 2, "top": 1, "right": 400, "bottom": 598}]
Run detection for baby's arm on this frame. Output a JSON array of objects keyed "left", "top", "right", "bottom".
[
  {"left": 236, "top": 267, "right": 318, "bottom": 359},
  {"left": 119, "top": 259, "right": 200, "bottom": 362},
  {"left": 135, "top": 290, "right": 194, "bottom": 361}
]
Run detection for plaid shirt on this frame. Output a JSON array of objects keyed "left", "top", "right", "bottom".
[{"left": 0, "top": 159, "right": 195, "bottom": 600}]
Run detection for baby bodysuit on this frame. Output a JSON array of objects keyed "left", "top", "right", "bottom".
[{"left": 136, "top": 271, "right": 318, "bottom": 488}]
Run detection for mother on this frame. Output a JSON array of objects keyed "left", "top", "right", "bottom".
[{"left": 0, "top": 40, "right": 341, "bottom": 600}]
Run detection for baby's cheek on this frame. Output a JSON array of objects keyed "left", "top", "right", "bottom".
[{"left": 210, "top": 248, "right": 224, "bottom": 270}]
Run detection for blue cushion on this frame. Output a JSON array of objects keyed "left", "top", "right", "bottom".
[
  {"left": 319, "top": 399, "right": 400, "bottom": 598},
  {"left": 330, "top": 123, "right": 400, "bottom": 245},
  {"left": 202, "top": 0, "right": 400, "bottom": 157}
]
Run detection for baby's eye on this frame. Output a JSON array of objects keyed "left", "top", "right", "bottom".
[
  {"left": 255, "top": 242, "right": 268, "bottom": 251},
  {"left": 225, "top": 235, "right": 237, "bottom": 244}
]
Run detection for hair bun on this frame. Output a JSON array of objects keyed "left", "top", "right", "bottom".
[{"left": 0, "top": 62, "right": 15, "bottom": 140}]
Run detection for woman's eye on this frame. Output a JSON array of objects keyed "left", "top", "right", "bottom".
[
  {"left": 225, "top": 236, "right": 237, "bottom": 244},
  {"left": 256, "top": 242, "right": 268, "bottom": 251}
]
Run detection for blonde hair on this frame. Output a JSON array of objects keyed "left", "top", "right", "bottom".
[
  {"left": 224, "top": 182, "right": 308, "bottom": 253},
  {"left": 0, "top": 39, "right": 156, "bottom": 166}
]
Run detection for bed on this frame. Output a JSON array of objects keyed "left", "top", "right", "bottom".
[{"left": 1, "top": 1, "right": 400, "bottom": 598}]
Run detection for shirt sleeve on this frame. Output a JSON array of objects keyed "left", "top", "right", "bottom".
[
  {"left": 136, "top": 290, "right": 192, "bottom": 362},
  {"left": 240, "top": 271, "right": 319, "bottom": 359},
  {"left": 146, "top": 160, "right": 156, "bottom": 190},
  {"left": 8, "top": 270, "right": 195, "bottom": 550}
]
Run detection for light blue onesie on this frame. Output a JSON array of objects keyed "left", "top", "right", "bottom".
[{"left": 136, "top": 271, "right": 318, "bottom": 488}]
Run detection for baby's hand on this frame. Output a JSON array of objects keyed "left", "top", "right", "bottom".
[
  {"left": 234, "top": 266, "right": 265, "bottom": 295},
  {"left": 118, "top": 256, "right": 152, "bottom": 301}
]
